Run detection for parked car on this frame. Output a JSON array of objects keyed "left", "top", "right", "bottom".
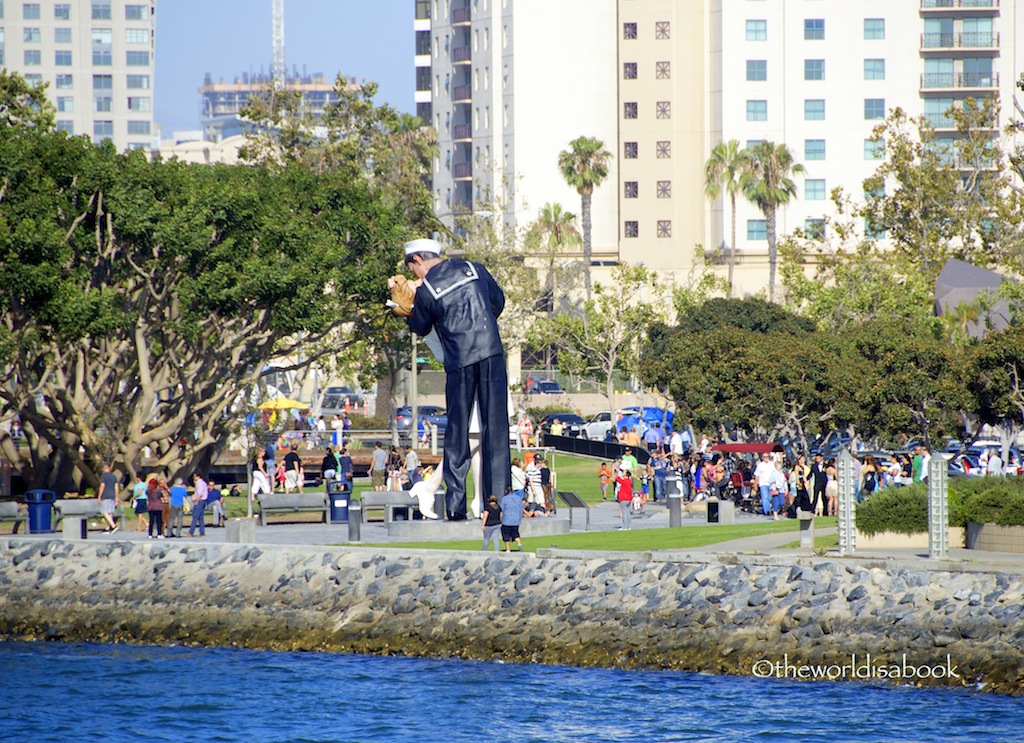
[
  {"left": 530, "top": 380, "right": 564, "bottom": 394},
  {"left": 320, "top": 386, "right": 364, "bottom": 416},
  {"left": 581, "top": 411, "right": 615, "bottom": 441},
  {"left": 537, "top": 413, "right": 584, "bottom": 439},
  {"left": 395, "top": 405, "right": 448, "bottom": 436}
]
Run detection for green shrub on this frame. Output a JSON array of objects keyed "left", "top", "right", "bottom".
[
  {"left": 856, "top": 484, "right": 928, "bottom": 536},
  {"left": 859, "top": 478, "right": 1024, "bottom": 535}
]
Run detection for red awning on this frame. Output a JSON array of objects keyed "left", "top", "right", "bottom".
[{"left": 711, "top": 442, "right": 784, "bottom": 454}]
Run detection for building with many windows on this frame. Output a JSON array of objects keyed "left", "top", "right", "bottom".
[
  {"left": 0, "top": 0, "right": 156, "bottom": 150},
  {"left": 417, "top": 0, "right": 1024, "bottom": 297}
]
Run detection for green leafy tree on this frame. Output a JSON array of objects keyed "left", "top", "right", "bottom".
[
  {"left": 704, "top": 139, "right": 751, "bottom": 297},
  {"left": 0, "top": 69, "right": 54, "bottom": 129},
  {"left": 526, "top": 202, "right": 582, "bottom": 314},
  {"left": 969, "top": 325, "right": 1024, "bottom": 462},
  {"left": 741, "top": 141, "right": 804, "bottom": 303},
  {"left": 557, "top": 136, "right": 611, "bottom": 299}
]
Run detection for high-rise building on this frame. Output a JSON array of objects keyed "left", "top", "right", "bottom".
[
  {"left": 0, "top": 0, "right": 157, "bottom": 151},
  {"left": 419, "top": 0, "right": 1024, "bottom": 296}
]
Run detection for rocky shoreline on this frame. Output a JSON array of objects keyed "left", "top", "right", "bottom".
[{"left": 1, "top": 538, "right": 1021, "bottom": 694}]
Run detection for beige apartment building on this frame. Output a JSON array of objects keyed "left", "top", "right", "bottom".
[{"left": 0, "top": 0, "right": 157, "bottom": 151}]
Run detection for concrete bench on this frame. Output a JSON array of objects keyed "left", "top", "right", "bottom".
[
  {"left": 0, "top": 502, "right": 28, "bottom": 534},
  {"left": 359, "top": 491, "right": 419, "bottom": 523},
  {"left": 54, "top": 499, "right": 127, "bottom": 530},
  {"left": 255, "top": 493, "right": 327, "bottom": 526}
]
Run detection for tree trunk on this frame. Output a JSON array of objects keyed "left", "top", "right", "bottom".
[
  {"left": 728, "top": 192, "right": 738, "bottom": 298},
  {"left": 581, "top": 190, "right": 593, "bottom": 300},
  {"left": 766, "top": 204, "right": 778, "bottom": 303}
]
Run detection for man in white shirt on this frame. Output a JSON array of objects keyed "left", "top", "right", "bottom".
[
  {"left": 669, "top": 430, "right": 683, "bottom": 456},
  {"left": 753, "top": 453, "right": 777, "bottom": 517},
  {"left": 987, "top": 450, "right": 1004, "bottom": 477}
]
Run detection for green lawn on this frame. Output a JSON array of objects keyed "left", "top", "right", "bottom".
[{"left": 778, "top": 533, "right": 840, "bottom": 550}]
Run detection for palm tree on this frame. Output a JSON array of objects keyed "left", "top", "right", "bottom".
[
  {"left": 530, "top": 202, "right": 582, "bottom": 313},
  {"left": 558, "top": 136, "right": 611, "bottom": 299},
  {"left": 704, "top": 140, "right": 752, "bottom": 298},
  {"left": 741, "top": 141, "right": 805, "bottom": 303}
]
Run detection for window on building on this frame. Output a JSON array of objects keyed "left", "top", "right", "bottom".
[
  {"left": 746, "top": 20, "right": 767, "bottom": 41},
  {"left": 54, "top": 3, "right": 70, "bottom": 19},
  {"left": 415, "top": 0, "right": 430, "bottom": 20},
  {"left": 864, "top": 18, "right": 885, "bottom": 40},
  {"left": 56, "top": 74, "right": 73, "bottom": 89},
  {"left": 93, "top": 120, "right": 113, "bottom": 138},
  {"left": 623, "top": 62, "right": 637, "bottom": 79},
  {"left": 805, "top": 139, "right": 825, "bottom": 160},
  {"left": 657, "top": 180, "right": 671, "bottom": 198},
  {"left": 22, "top": 3, "right": 40, "bottom": 19},
  {"left": 55, "top": 50, "right": 71, "bottom": 66},
  {"left": 656, "top": 61, "right": 670, "bottom": 79},
  {"left": 746, "top": 60, "right": 767, "bottom": 81},
  {"left": 864, "top": 59, "right": 885, "bottom": 80},
  {"left": 624, "top": 181, "right": 639, "bottom": 199},
  {"left": 864, "top": 138, "right": 884, "bottom": 160},
  {"left": 93, "top": 74, "right": 113, "bottom": 90},
  {"left": 865, "top": 98, "right": 885, "bottom": 119},
  {"left": 55, "top": 27, "right": 71, "bottom": 43},
  {"left": 57, "top": 120, "right": 74, "bottom": 134},
  {"left": 125, "top": 28, "right": 149, "bottom": 43},
  {"left": 126, "top": 75, "right": 149, "bottom": 89},
  {"left": 625, "top": 221, "right": 639, "bottom": 238},
  {"left": 416, "top": 30, "right": 430, "bottom": 55},
  {"left": 56, "top": 96, "right": 73, "bottom": 112},
  {"left": 865, "top": 219, "right": 885, "bottom": 239},
  {"left": 128, "top": 120, "right": 151, "bottom": 135},
  {"left": 125, "top": 4, "right": 149, "bottom": 20},
  {"left": 804, "top": 59, "right": 824, "bottom": 81},
  {"left": 92, "top": 28, "right": 112, "bottom": 43},
  {"left": 23, "top": 74, "right": 43, "bottom": 87},
  {"left": 804, "top": 19, "right": 824, "bottom": 40},
  {"left": 416, "top": 67, "right": 431, "bottom": 91},
  {"left": 94, "top": 96, "right": 112, "bottom": 112},
  {"left": 623, "top": 22, "right": 637, "bottom": 40},
  {"left": 126, "top": 51, "right": 149, "bottom": 66},
  {"left": 656, "top": 141, "right": 671, "bottom": 158},
  {"left": 805, "top": 219, "right": 825, "bottom": 239},
  {"left": 657, "top": 220, "right": 671, "bottom": 238},
  {"left": 746, "top": 100, "right": 767, "bottom": 121},
  {"left": 655, "top": 21, "right": 670, "bottom": 39},
  {"left": 746, "top": 139, "right": 764, "bottom": 150},
  {"left": 805, "top": 99, "right": 825, "bottom": 120},
  {"left": 23, "top": 27, "right": 41, "bottom": 42},
  {"left": 805, "top": 179, "right": 826, "bottom": 200},
  {"left": 92, "top": 3, "right": 111, "bottom": 20},
  {"left": 624, "top": 141, "right": 638, "bottom": 159},
  {"left": 127, "top": 96, "right": 150, "bottom": 112},
  {"left": 93, "top": 50, "right": 112, "bottom": 65},
  {"left": 656, "top": 101, "right": 671, "bottom": 119},
  {"left": 747, "top": 219, "right": 767, "bottom": 240},
  {"left": 624, "top": 102, "right": 638, "bottom": 119},
  {"left": 24, "top": 49, "right": 41, "bottom": 65}
]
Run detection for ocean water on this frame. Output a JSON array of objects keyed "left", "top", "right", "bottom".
[{"left": 0, "top": 641, "right": 1021, "bottom": 743}]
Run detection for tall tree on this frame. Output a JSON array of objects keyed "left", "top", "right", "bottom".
[
  {"left": 527, "top": 202, "right": 582, "bottom": 313},
  {"left": 704, "top": 139, "right": 751, "bottom": 297},
  {"left": 558, "top": 136, "right": 611, "bottom": 299},
  {"left": 741, "top": 141, "right": 804, "bottom": 303}
]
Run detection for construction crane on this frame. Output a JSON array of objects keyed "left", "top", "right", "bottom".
[{"left": 272, "top": 0, "right": 285, "bottom": 87}]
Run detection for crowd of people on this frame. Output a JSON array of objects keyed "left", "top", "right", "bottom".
[{"left": 117, "top": 471, "right": 234, "bottom": 539}]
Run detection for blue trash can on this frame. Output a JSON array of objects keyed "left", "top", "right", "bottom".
[
  {"left": 24, "top": 490, "right": 57, "bottom": 533},
  {"left": 327, "top": 481, "right": 350, "bottom": 524}
]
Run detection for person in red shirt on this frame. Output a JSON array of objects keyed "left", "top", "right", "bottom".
[{"left": 615, "top": 467, "right": 633, "bottom": 530}]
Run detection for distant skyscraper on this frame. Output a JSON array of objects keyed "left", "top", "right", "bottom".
[{"left": 0, "top": 0, "right": 157, "bottom": 151}]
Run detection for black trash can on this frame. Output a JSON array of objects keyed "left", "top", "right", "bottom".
[
  {"left": 327, "top": 481, "right": 350, "bottom": 524},
  {"left": 24, "top": 490, "right": 56, "bottom": 533}
]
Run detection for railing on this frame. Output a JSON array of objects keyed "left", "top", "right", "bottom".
[
  {"left": 921, "top": 0, "right": 998, "bottom": 8},
  {"left": 453, "top": 123, "right": 472, "bottom": 139},
  {"left": 452, "top": 7, "right": 471, "bottom": 23},
  {"left": 453, "top": 162, "right": 473, "bottom": 178},
  {"left": 920, "top": 71, "right": 998, "bottom": 88},
  {"left": 452, "top": 46, "right": 471, "bottom": 63},
  {"left": 923, "top": 113, "right": 956, "bottom": 128},
  {"left": 921, "top": 31, "right": 999, "bottom": 48},
  {"left": 452, "top": 84, "right": 471, "bottom": 101}
]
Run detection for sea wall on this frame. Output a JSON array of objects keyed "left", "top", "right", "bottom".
[{"left": 1, "top": 538, "right": 1022, "bottom": 693}]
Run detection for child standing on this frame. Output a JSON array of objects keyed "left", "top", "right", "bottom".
[{"left": 598, "top": 462, "right": 611, "bottom": 501}]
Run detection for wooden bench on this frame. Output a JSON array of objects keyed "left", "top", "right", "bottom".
[
  {"left": 358, "top": 491, "right": 421, "bottom": 523},
  {"left": 0, "top": 502, "right": 28, "bottom": 534},
  {"left": 255, "top": 493, "right": 327, "bottom": 526},
  {"left": 53, "top": 499, "right": 127, "bottom": 530}
]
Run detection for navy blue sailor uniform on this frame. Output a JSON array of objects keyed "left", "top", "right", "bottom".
[{"left": 407, "top": 259, "right": 511, "bottom": 519}]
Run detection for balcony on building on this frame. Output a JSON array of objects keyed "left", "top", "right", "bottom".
[
  {"left": 452, "top": 84, "right": 472, "bottom": 102},
  {"left": 452, "top": 46, "right": 472, "bottom": 64},
  {"left": 920, "top": 31, "right": 999, "bottom": 50},
  {"left": 452, "top": 6, "right": 471, "bottom": 25},
  {"left": 920, "top": 0, "right": 999, "bottom": 13},
  {"left": 920, "top": 71, "right": 999, "bottom": 90},
  {"left": 453, "top": 123, "right": 472, "bottom": 141},
  {"left": 453, "top": 162, "right": 473, "bottom": 180}
]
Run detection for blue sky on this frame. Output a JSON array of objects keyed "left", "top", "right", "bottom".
[{"left": 155, "top": 0, "right": 414, "bottom": 135}]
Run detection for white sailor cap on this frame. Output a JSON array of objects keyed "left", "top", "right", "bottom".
[{"left": 404, "top": 238, "right": 442, "bottom": 258}]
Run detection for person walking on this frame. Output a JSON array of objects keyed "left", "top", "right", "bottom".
[
  {"left": 481, "top": 495, "right": 502, "bottom": 552},
  {"left": 96, "top": 464, "right": 120, "bottom": 534},
  {"left": 129, "top": 474, "right": 148, "bottom": 532},
  {"left": 499, "top": 487, "right": 525, "bottom": 552}
]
